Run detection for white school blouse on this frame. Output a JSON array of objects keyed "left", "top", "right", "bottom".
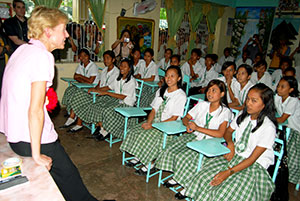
[
  {"left": 235, "top": 58, "right": 252, "bottom": 68},
  {"left": 138, "top": 60, "right": 159, "bottom": 81},
  {"left": 99, "top": 66, "right": 120, "bottom": 87},
  {"left": 250, "top": 71, "right": 273, "bottom": 90},
  {"left": 75, "top": 61, "right": 100, "bottom": 84},
  {"left": 217, "top": 76, "right": 240, "bottom": 103},
  {"left": 198, "top": 66, "right": 219, "bottom": 88},
  {"left": 181, "top": 61, "right": 202, "bottom": 79},
  {"left": 133, "top": 59, "right": 145, "bottom": 75},
  {"left": 274, "top": 94, "right": 300, "bottom": 132},
  {"left": 233, "top": 81, "right": 254, "bottom": 105},
  {"left": 157, "top": 58, "right": 170, "bottom": 70},
  {"left": 188, "top": 101, "right": 232, "bottom": 141},
  {"left": 108, "top": 76, "right": 137, "bottom": 106},
  {"left": 218, "top": 55, "right": 235, "bottom": 67},
  {"left": 230, "top": 115, "right": 275, "bottom": 169},
  {"left": 271, "top": 69, "right": 282, "bottom": 90},
  {"left": 150, "top": 88, "right": 187, "bottom": 121}
]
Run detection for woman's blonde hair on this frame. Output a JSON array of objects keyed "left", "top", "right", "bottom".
[{"left": 28, "top": 6, "right": 68, "bottom": 39}]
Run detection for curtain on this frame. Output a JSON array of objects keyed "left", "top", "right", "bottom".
[
  {"left": 165, "top": 0, "right": 185, "bottom": 50},
  {"left": 186, "top": 0, "right": 203, "bottom": 59},
  {"left": 33, "top": 0, "right": 62, "bottom": 8},
  {"left": 86, "top": 0, "right": 106, "bottom": 58}
]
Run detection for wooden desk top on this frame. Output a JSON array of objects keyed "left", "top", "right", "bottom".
[{"left": 0, "top": 134, "right": 65, "bottom": 201}]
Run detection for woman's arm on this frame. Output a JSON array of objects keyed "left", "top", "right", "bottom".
[
  {"left": 68, "top": 37, "right": 77, "bottom": 53},
  {"left": 28, "top": 81, "right": 52, "bottom": 170},
  {"left": 189, "top": 121, "right": 228, "bottom": 138},
  {"left": 111, "top": 39, "right": 122, "bottom": 50},
  {"left": 141, "top": 75, "right": 155, "bottom": 82},
  {"left": 74, "top": 73, "right": 96, "bottom": 84},
  {"left": 210, "top": 146, "right": 267, "bottom": 186},
  {"left": 88, "top": 86, "right": 110, "bottom": 93},
  {"left": 99, "top": 91, "right": 126, "bottom": 100},
  {"left": 223, "top": 126, "right": 235, "bottom": 161},
  {"left": 141, "top": 108, "right": 156, "bottom": 130},
  {"left": 276, "top": 113, "right": 290, "bottom": 124}
]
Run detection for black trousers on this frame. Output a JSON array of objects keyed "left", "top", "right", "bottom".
[{"left": 9, "top": 141, "right": 97, "bottom": 201}]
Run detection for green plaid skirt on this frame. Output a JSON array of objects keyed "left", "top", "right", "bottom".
[
  {"left": 155, "top": 134, "right": 201, "bottom": 188},
  {"left": 61, "top": 86, "right": 80, "bottom": 112},
  {"left": 287, "top": 129, "right": 300, "bottom": 184},
  {"left": 185, "top": 155, "right": 275, "bottom": 201},
  {"left": 139, "top": 85, "right": 156, "bottom": 107},
  {"left": 120, "top": 123, "right": 176, "bottom": 165}
]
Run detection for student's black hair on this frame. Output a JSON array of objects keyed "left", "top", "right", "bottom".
[
  {"left": 205, "top": 54, "right": 214, "bottom": 60},
  {"left": 279, "top": 76, "right": 299, "bottom": 97},
  {"left": 279, "top": 57, "right": 292, "bottom": 68},
  {"left": 120, "top": 29, "right": 132, "bottom": 40},
  {"left": 13, "top": 0, "right": 24, "bottom": 8},
  {"left": 255, "top": 52, "right": 264, "bottom": 60},
  {"left": 116, "top": 58, "right": 133, "bottom": 83},
  {"left": 170, "top": 54, "right": 181, "bottom": 64},
  {"left": 221, "top": 61, "right": 236, "bottom": 72},
  {"left": 103, "top": 50, "right": 116, "bottom": 59},
  {"left": 237, "top": 83, "right": 277, "bottom": 132},
  {"left": 159, "top": 65, "right": 183, "bottom": 99},
  {"left": 224, "top": 47, "right": 231, "bottom": 54},
  {"left": 78, "top": 48, "right": 90, "bottom": 58},
  {"left": 204, "top": 79, "right": 229, "bottom": 109},
  {"left": 253, "top": 60, "right": 267, "bottom": 70},
  {"left": 165, "top": 48, "right": 173, "bottom": 55},
  {"left": 211, "top": 54, "right": 218, "bottom": 62},
  {"left": 131, "top": 47, "right": 141, "bottom": 55},
  {"left": 283, "top": 67, "right": 296, "bottom": 75},
  {"left": 144, "top": 48, "right": 154, "bottom": 57},
  {"left": 191, "top": 48, "right": 202, "bottom": 57},
  {"left": 237, "top": 64, "right": 253, "bottom": 76}
]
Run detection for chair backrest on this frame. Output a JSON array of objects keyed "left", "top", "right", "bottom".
[
  {"left": 158, "top": 68, "right": 165, "bottom": 77},
  {"left": 183, "top": 96, "right": 204, "bottom": 117},
  {"left": 183, "top": 74, "right": 190, "bottom": 95},
  {"left": 231, "top": 108, "right": 240, "bottom": 118},
  {"left": 136, "top": 79, "right": 144, "bottom": 107},
  {"left": 272, "top": 137, "right": 284, "bottom": 183}
]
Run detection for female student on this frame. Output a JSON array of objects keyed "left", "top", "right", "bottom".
[
  {"left": 157, "top": 48, "right": 172, "bottom": 70},
  {"left": 229, "top": 64, "right": 253, "bottom": 110},
  {"left": 184, "top": 83, "right": 277, "bottom": 201},
  {"left": 61, "top": 50, "right": 119, "bottom": 131},
  {"left": 131, "top": 47, "right": 145, "bottom": 75},
  {"left": 120, "top": 66, "right": 187, "bottom": 175},
  {"left": 275, "top": 76, "right": 300, "bottom": 184},
  {"left": 271, "top": 58, "right": 292, "bottom": 90},
  {"left": 156, "top": 79, "right": 232, "bottom": 199},
  {"left": 86, "top": 58, "right": 138, "bottom": 140},
  {"left": 250, "top": 60, "right": 273, "bottom": 90},
  {"left": 135, "top": 48, "right": 159, "bottom": 107}
]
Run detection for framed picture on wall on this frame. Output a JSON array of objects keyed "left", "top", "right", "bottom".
[{"left": 117, "top": 16, "right": 155, "bottom": 53}]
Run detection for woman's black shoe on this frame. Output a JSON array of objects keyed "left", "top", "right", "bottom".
[
  {"left": 175, "top": 192, "right": 187, "bottom": 200},
  {"left": 95, "top": 134, "right": 110, "bottom": 141},
  {"left": 163, "top": 181, "right": 178, "bottom": 188}
]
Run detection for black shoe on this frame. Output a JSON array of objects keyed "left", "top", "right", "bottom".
[
  {"left": 86, "top": 127, "right": 101, "bottom": 138},
  {"left": 95, "top": 134, "right": 110, "bottom": 141},
  {"left": 175, "top": 192, "right": 187, "bottom": 200},
  {"left": 163, "top": 181, "right": 178, "bottom": 188},
  {"left": 125, "top": 160, "right": 139, "bottom": 168},
  {"left": 67, "top": 126, "right": 83, "bottom": 133},
  {"left": 59, "top": 123, "right": 73, "bottom": 129},
  {"left": 134, "top": 167, "right": 157, "bottom": 176}
]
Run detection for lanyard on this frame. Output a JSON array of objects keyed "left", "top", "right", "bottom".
[
  {"left": 144, "top": 67, "right": 149, "bottom": 77},
  {"left": 205, "top": 113, "right": 213, "bottom": 129},
  {"left": 120, "top": 80, "right": 124, "bottom": 94}
]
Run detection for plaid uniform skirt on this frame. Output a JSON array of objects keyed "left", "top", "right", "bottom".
[
  {"left": 61, "top": 86, "right": 79, "bottom": 112},
  {"left": 101, "top": 104, "right": 139, "bottom": 139},
  {"left": 139, "top": 85, "right": 156, "bottom": 107},
  {"left": 155, "top": 134, "right": 201, "bottom": 188},
  {"left": 185, "top": 155, "right": 275, "bottom": 201},
  {"left": 287, "top": 129, "right": 300, "bottom": 184},
  {"left": 120, "top": 123, "right": 176, "bottom": 165}
]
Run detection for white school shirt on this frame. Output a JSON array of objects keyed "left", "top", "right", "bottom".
[
  {"left": 271, "top": 69, "right": 282, "bottom": 91},
  {"left": 99, "top": 66, "right": 120, "bottom": 87},
  {"left": 75, "top": 61, "right": 100, "bottom": 84},
  {"left": 150, "top": 88, "right": 187, "bottom": 121},
  {"left": 235, "top": 58, "right": 252, "bottom": 68},
  {"left": 133, "top": 59, "right": 145, "bottom": 75},
  {"left": 233, "top": 81, "right": 254, "bottom": 105},
  {"left": 199, "top": 57, "right": 205, "bottom": 67},
  {"left": 274, "top": 94, "right": 300, "bottom": 132},
  {"left": 230, "top": 115, "right": 275, "bottom": 169},
  {"left": 217, "top": 76, "right": 239, "bottom": 103},
  {"left": 188, "top": 101, "right": 232, "bottom": 141},
  {"left": 294, "top": 52, "right": 300, "bottom": 67},
  {"left": 218, "top": 55, "right": 235, "bottom": 67},
  {"left": 138, "top": 60, "right": 159, "bottom": 81},
  {"left": 198, "top": 66, "right": 219, "bottom": 87},
  {"left": 157, "top": 58, "right": 170, "bottom": 70},
  {"left": 250, "top": 71, "right": 273, "bottom": 90},
  {"left": 181, "top": 61, "right": 202, "bottom": 79},
  {"left": 213, "top": 63, "right": 222, "bottom": 73},
  {"left": 108, "top": 76, "right": 137, "bottom": 106}
]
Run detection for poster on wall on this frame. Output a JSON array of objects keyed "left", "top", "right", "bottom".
[{"left": 230, "top": 7, "right": 275, "bottom": 59}]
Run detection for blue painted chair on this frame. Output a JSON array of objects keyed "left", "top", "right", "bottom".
[
  {"left": 158, "top": 68, "right": 165, "bottom": 77},
  {"left": 183, "top": 74, "right": 190, "bottom": 95},
  {"left": 60, "top": 77, "right": 76, "bottom": 87},
  {"left": 102, "top": 79, "right": 145, "bottom": 148},
  {"left": 183, "top": 94, "right": 205, "bottom": 116}
]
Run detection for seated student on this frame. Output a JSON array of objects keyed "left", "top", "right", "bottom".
[
  {"left": 81, "top": 58, "right": 138, "bottom": 140},
  {"left": 155, "top": 80, "right": 232, "bottom": 200},
  {"left": 275, "top": 76, "right": 300, "bottom": 185},
  {"left": 181, "top": 48, "right": 202, "bottom": 82},
  {"left": 190, "top": 54, "right": 219, "bottom": 95},
  {"left": 120, "top": 66, "right": 187, "bottom": 174},
  {"left": 271, "top": 57, "right": 292, "bottom": 90},
  {"left": 250, "top": 60, "right": 273, "bottom": 90},
  {"left": 217, "top": 62, "right": 239, "bottom": 104},
  {"left": 252, "top": 52, "right": 264, "bottom": 67},
  {"left": 218, "top": 47, "right": 235, "bottom": 67},
  {"left": 157, "top": 54, "right": 181, "bottom": 88},
  {"left": 184, "top": 83, "right": 277, "bottom": 201},
  {"left": 283, "top": 67, "right": 300, "bottom": 92},
  {"left": 131, "top": 47, "right": 145, "bottom": 75},
  {"left": 134, "top": 47, "right": 159, "bottom": 107},
  {"left": 236, "top": 50, "right": 253, "bottom": 68},
  {"left": 157, "top": 48, "right": 172, "bottom": 70},
  {"left": 229, "top": 64, "right": 254, "bottom": 111},
  {"left": 211, "top": 54, "right": 222, "bottom": 73},
  {"left": 61, "top": 50, "right": 119, "bottom": 131}
]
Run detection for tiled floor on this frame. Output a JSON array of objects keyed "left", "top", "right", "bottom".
[{"left": 49, "top": 109, "right": 300, "bottom": 200}]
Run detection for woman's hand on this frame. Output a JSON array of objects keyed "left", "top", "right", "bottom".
[
  {"left": 186, "top": 121, "right": 197, "bottom": 133},
  {"left": 141, "top": 122, "right": 152, "bottom": 130},
  {"left": 33, "top": 154, "right": 52, "bottom": 171},
  {"left": 210, "top": 170, "right": 230, "bottom": 186},
  {"left": 88, "top": 88, "right": 97, "bottom": 93},
  {"left": 223, "top": 141, "right": 235, "bottom": 161}
]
